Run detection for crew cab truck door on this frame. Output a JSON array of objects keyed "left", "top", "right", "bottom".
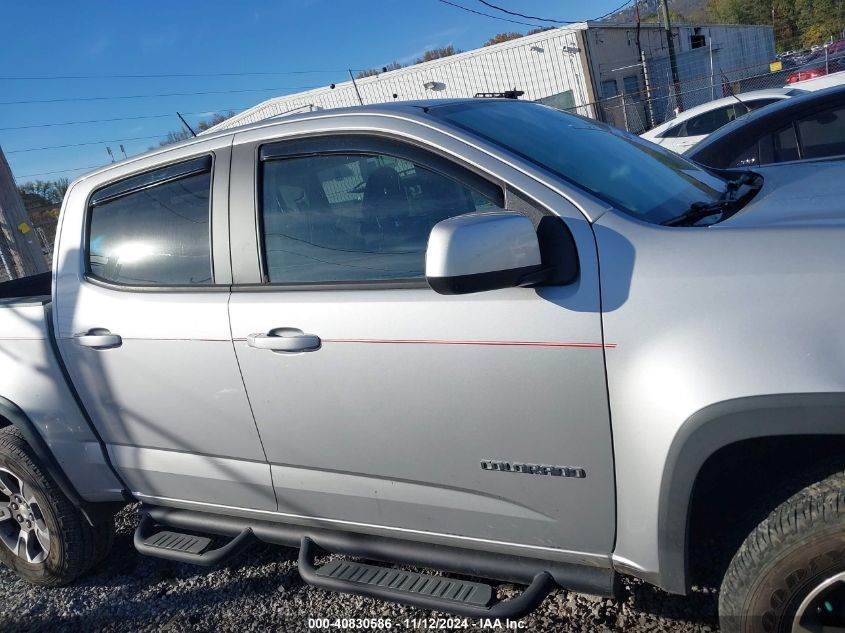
[
  {"left": 53, "top": 136, "right": 275, "bottom": 510},
  {"left": 227, "top": 125, "right": 615, "bottom": 562}
]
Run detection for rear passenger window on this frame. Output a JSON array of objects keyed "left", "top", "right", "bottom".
[
  {"left": 746, "top": 98, "right": 779, "bottom": 111},
  {"left": 684, "top": 104, "right": 747, "bottom": 136},
  {"left": 658, "top": 122, "right": 685, "bottom": 138},
  {"left": 759, "top": 124, "right": 800, "bottom": 164},
  {"left": 797, "top": 106, "right": 845, "bottom": 160},
  {"left": 87, "top": 157, "right": 213, "bottom": 286},
  {"left": 260, "top": 152, "right": 502, "bottom": 284}
]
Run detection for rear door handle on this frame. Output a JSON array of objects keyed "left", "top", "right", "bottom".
[
  {"left": 74, "top": 329, "right": 122, "bottom": 350},
  {"left": 247, "top": 328, "right": 321, "bottom": 353}
]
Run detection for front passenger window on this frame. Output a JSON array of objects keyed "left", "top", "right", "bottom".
[{"left": 260, "top": 152, "right": 502, "bottom": 284}]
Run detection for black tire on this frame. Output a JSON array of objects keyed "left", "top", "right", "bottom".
[
  {"left": 719, "top": 469, "right": 845, "bottom": 633},
  {"left": 0, "top": 425, "right": 111, "bottom": 585}
]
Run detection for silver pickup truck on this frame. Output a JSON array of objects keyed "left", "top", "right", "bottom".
[{"left": 1, "top": 100, "right": 844, "bottom": 632}]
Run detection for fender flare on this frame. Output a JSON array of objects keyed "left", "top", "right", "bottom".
[
  {"left": 656, "top": 392, "right": 845, "bottom": 594},
  {"left": 0, "top": 396, "right": 97, "bottom": 525}
]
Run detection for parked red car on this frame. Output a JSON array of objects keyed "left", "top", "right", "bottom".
[{"left": 787, "top": 43, "right": 845, "bottom": 83}]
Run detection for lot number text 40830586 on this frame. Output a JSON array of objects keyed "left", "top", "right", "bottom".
[{"left": 307, "top": 617, "right": 529, "bottom": 630}]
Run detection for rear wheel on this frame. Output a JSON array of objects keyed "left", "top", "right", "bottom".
[
  {"left": 0, "top": 426, "right": 113, "bottom": 585},
  {"left": 719, "top": 470, "right": 845, "bottom": 632}
]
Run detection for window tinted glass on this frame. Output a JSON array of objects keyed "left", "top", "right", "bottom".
[
  {"left": 746, "top": 98, "right": 779, "bottom": 111},
  {"left": 431, "top": 101, "right": 724, "bottom": 224},
  {"left": 759, "top": 124, "right": 800, "bottom": 164},
  {"left": 536, "top": 90, "right": 575, "bottom": 112},
  {"left": 774, "top": 124, "right": 800, "bottom": 162},
  {"left": 729, "top": 142, "right": 760, "bottom": 167},
  {"left": 797, "top": 105, "right": 845, "bottom": 159},
  {"left": 261, "top": 153, "right": 501, "bottom": 284},
  {"left": 685, "top": 104, "right": 747, "bottom": 136},
  {"left": 88, "top": 162, "right": 212, "bottom": 286},
  {"left": 658, "top": 122, "right": 685, "bottom": 138}
]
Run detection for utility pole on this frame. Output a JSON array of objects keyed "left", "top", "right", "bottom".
[
  {"left": 661, "top": 0, "right": 683, "bottom": 112},
  {"left": 0, "top": 146, "right": 50, "bottom": 278},
  {"left": 642, "top": 50, "right": 656, "bottom": 128}
]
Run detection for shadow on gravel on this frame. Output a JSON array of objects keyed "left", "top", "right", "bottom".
[{"left": 623, "top": 579, "right": 720, "bottom": 629}]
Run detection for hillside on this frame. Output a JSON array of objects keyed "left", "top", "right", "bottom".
[{"left": 606, "top": 0, "right": 709, "bottom": 24}]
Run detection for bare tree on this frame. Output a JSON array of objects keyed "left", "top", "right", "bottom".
[
  {"left": 415, "top": 45, "right": 461, "bottom": 64},
  {"left": 483, "top": 32, "right": 523, "bottom": 46},
  {"left": 356, "top": 62, "right": 403, "bottom": 79},
  {"left": 157, "top": 111, "right": 235, "bottom": 147}
]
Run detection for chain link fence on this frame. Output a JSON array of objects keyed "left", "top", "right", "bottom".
[
  {"left": 0, "top": 250, "right": 12, "bottom": 283},
  {"left": 0, "top": 203, "right": 57, "bottom": 283},
  {"left": 584, "top": 47, "right": 793, "bottom": 135}
]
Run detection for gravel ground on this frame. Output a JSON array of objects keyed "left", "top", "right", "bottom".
[{"left": 0, "top": 505, "right": 720, "bottom": 632}]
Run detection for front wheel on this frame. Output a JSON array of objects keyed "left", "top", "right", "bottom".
[
  {"left": 719, "top": 470, "right": 845, "bottom": 633},
  {"left": 0, "top": 426, "right": 113, "bottom": 585}
]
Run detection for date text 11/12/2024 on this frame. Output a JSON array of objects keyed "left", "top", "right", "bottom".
[{"left": 307, "top": 617, "right": 529, "bottom": 629}]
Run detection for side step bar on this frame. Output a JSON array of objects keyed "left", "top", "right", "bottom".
[
  {"left": 138, "top": 504, "right": 619, "bottom": 616},
  {"left": 133, "top": 513, "right": 255, "bottom": 566},
  {"left": 141, "top": 504, "right": 619, "bottom": 600},
  {"left": 299, "top": 537, "right": 557, "bottom": 619}
]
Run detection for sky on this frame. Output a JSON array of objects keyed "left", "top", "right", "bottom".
[{"left": 0, "top": 0, "right": 626, "bottom": 184}]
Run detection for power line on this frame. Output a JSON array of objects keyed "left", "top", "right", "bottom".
[
  {"left": 0, "top": 85, "right": 320, "bottom": 106},
  {"left": 593, "top": 0, "right": 636, "bottom": 22},
  {"left": 15, "top": 164, "right": 105, "bottom": 179},
  {"left": 6, "top": 134, "right": 167, "bottom": 154},
  {"left": 1, "top": 113, "right": 172, "bottom": 131},
  {"left": 433, "top": 0, "right": 546, "bottom": 28},
  {"left": 438, "top": 0, "right": 633, "bottom": 27},
  {"left": 0, "top": 107, "right": 240, "bottom": 131},
  {"left": 0, "top": 69, "right": 351, "bottom": 81},
  {"left": 475, "top": 1, "right": 569, "bottom": 23},
  {"left": 10, "top": 103, "right": 322, "bottom": 154}
]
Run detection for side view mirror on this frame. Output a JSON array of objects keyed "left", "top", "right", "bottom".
[{"left": 425, "top": 212, "right": 548, "bottom": 295}]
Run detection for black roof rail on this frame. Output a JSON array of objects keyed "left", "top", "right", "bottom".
[{"left": 474, "top": 90, "right": 525, "bottom": 99}]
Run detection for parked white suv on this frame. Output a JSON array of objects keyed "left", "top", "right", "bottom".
[{"left": 640, "top": 88, "right": 805, "bottom": 153}]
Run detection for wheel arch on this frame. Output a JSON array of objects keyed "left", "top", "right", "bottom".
[
  {"left": 0, "top": 396, "right": 96, "bottom": 525},
  {"left": 656, "top": 392, "right": 845, "bottom": 594}
]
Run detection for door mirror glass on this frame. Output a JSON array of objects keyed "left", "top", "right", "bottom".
[{"left": 425, "top": 212, "right": 545, "bottom": 295}]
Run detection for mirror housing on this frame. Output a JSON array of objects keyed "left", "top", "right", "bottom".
[{"left": 426, "top": 212, "right": 547, "bottom": 295}]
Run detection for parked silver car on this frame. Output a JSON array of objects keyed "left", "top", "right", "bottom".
[{"left": 1, "top": 100, "right": 844, "bottom": 632}]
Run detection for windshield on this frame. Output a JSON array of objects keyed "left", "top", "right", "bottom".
[{"left": 430, "top": 101, "right": 726, "bottom": 224}]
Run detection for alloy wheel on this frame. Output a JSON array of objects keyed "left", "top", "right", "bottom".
[
  {"left": 0, "top": 466, "right": 51, "bottom": 564},
  {"left": 793, "top": 570, "right": 845, "bottom": 633}
]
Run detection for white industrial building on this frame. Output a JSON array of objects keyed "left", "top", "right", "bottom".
[{"left": 208, "top": 21, "right": 775, "bottom": 133}]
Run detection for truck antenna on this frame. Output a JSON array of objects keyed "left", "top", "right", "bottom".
[{"left": 176, "top": 112, "right": 197, "bottom": 138}]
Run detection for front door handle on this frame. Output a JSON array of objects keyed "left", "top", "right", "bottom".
[
  {"left": 247, "top": 328, "right": 321, "bottom": 353},
  {"left": 74, "top": 328, "right": 122, "bottom": 350}
]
